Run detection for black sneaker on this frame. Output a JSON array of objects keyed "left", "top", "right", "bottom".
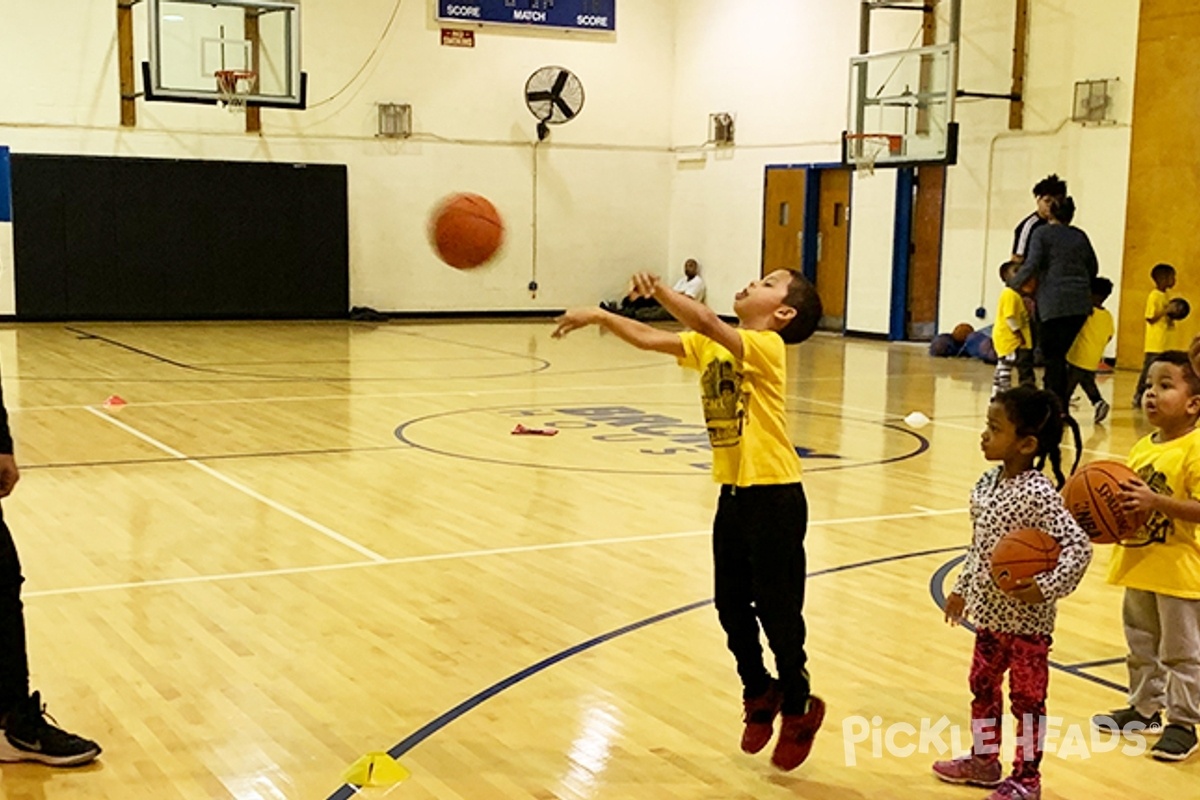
[
  {"left": 0, "top": 691, "right": 101, "bottom": 766},
  {"left": 1151, "top": 724, "right": 1198, "bottom": 762},
  {"left": 1091, "top": 706, "right": 1163, "bottom": 736}
]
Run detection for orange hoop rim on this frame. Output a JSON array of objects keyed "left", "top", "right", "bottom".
[
  {"left": 214, "top": 70, "right": 258, "bottom": 111},
  {"left": 844, "top": 133, "right": 903, "bottom": 155}
]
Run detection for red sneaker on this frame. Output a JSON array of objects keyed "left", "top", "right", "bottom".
[
  {"left": 931, "top": 755, "right": 1002, "bottom": 787},
  {"left": 770, "top": 695, "right": 825, "bottom": 770},
  {"left": 740, "top": 682, "right": 783, "bottom": 754}
]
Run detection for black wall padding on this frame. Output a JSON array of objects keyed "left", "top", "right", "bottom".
[{"left": 10, "top": 154, "right": 349, "bottom": 320}]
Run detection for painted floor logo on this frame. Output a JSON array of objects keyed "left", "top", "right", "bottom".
[
  {"left": 394, "top": 403, "right": 923, "bottom": 475},
  {"left": 841, "top": 715, "right": 1149, "bottom": 766}
]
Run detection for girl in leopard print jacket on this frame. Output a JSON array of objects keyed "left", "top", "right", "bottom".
[{"left": 934, "top": 387, "right": 1092, "bottom": 800}]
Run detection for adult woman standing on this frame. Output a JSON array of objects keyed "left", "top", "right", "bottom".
[{"left": 1008, "top": 196, "right": 1098, "bottom": 412}]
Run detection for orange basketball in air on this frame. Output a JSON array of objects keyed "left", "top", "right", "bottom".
[
  {"left": 1061, "top": 460, "right": 1148, "bottom": 544},
  {"left": 429, "top": 193, "right": 505, "bottom": 269},
  {"left": 989, "top": 528, "right": 1061, "bottom": 593}
]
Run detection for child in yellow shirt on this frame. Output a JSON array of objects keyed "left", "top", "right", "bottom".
[
  {"left": 554, "top": 269, "right": 827, "bottom": 771},
  {"left": 1065, "top": 277, "right": 1114, "bottom": 424},
  {"left": 991, "top": 262, "right": 1035, "bottom": 399},
  {"left": 1095, "top": 351, "right": 1200, "bottom": 761},
  {"left": 1134, "top": 263, "right": 1177, "bottom": 408}
]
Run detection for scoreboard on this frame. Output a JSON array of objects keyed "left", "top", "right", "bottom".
[{"left": 437, "top": 1, "right": 615, "bottom": 32}]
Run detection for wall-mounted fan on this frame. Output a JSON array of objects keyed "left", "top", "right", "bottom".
[{"left": 525, "top": 66, "right": 585, "bottom": 141}]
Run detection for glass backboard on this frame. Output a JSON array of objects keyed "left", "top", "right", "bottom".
[
  {"left": 145, "top": 0, "right": 305, "bottom": 109},
  {"left": 845, "top": 43, "right": 957, "bottom": 168}
]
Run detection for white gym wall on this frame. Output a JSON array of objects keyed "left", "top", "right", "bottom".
[{"left": 0, "top": 0, "right": 1140, "bottom": 338}]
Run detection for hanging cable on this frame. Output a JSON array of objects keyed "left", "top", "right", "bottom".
[{"left": 307, "top": 0, "right": 406, "bottom": 110}]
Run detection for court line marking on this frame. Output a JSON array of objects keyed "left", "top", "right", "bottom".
[
  {"left": 23, "top": 506, "right": 966, "bottom": 599},
  {"left": 794, "top": 399, "right": 1126, "bottom": 463},
  {"left": 323, "top": 544, "right": 973, "bottom": 800},
  {"left": 7, "top": 370, "right": 947, "bottom": 413},
  {"left": 83, "top": 407, "right": 388, "bottom": 564},
  {"left": 11, "top": 383, "right": 700, "bottom": 417},
  {"left": 321, "top": 542, "right": 1125, "bottom": 800}
]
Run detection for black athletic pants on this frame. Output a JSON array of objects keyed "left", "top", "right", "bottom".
[
  {"left": 712, "top": 482, "right": 810, "bottom": 714},
  {"left": 1066, "top": 365, "right": 1103, "bottom": 406},
  {"left": 0, "top": 509, "right": 29, "bottom": 716},
  {"left": 1039, "top": 315, "right": 1089, "bottom": 412}
]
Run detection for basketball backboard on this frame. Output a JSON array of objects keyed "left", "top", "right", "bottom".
[
  {"left": 844, "top": 43, "right": 958, "bottom": 168},
  {"left": 144, "top": 0, "right": 305, "bottom": 109}
]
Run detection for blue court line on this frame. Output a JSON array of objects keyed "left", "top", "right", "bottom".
[
  {"left": 1061, "top": 657, "right": 1125, "bottom": 670},
  {"left": 325, "top": 543, "right": 966, "bottom": 799},
  {"left": 929, "top": 556, "right": 1128, "bottom": 694}
]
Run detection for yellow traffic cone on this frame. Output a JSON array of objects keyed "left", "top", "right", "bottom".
[{"left": 342, "top": 752, "right": 410, "bottom": 788}]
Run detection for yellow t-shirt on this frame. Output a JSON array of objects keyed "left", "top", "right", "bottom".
[
  {"left": 992, "top": 287, "right": 1031, "bottom": 358},
  {"left": 1144, "top": 289, "right": 1170, "bottom": 353},
  {"left": 1107, "top": 429, "right": 1200, "bottom": 599},
  {"left": 677, "top": 329, "right": 802, "bottom": 487},
  {"left": 1066, "top": 307, "right": 1114, "bottom": 370}
]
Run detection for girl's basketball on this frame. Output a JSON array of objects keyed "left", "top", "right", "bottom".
[
  {"left": 989, "top": 528, "right": 1062, "bottom": 593},
  {"left": 1061, "top": 461, "right": 1148, "bottom": 544}
]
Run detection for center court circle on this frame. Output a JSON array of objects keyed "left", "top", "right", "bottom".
[{"left": 394, "top": 402, "right": 928, "bottom": 475}]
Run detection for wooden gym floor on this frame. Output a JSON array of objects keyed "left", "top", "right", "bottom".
[{"left": 0, "top": 320, "right": 1194, "bottom": 799}]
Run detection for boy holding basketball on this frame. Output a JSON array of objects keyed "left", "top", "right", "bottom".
[
  {"left": 1093, "top": 350, "right": 1200, "bottom": 761},
  {"left": 936, "top": 386, "right": 1091, "bottom": 800},
  {"left": 553, "top": 269, "right": 825, "bottom": 771},
  {"left": 1134, "top": 264, "right": 1177, "bottom": 408}
]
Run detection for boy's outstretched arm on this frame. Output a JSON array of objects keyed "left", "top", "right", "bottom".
[
  {"left": 633, "top": 273, "right": 744, "bottom": 359},
  {"left": 552, "top": 307, "right": 685, "bottom": 357}
]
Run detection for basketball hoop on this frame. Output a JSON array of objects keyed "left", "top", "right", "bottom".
[
  {"left": 845, "top": 133, "right": 903, "bottom": 175},
  {"left": 214, "top": 70, "right": 258, "bottom": 113}
]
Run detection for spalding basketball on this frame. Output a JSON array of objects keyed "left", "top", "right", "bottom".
[
  {"left": 989, "top": 528, "right": 1061, "bottom": 593},
  {"left": 430, "top": 193, "right": 504, "bottom": 269},
  {"left": 1061, "top": 460, "right": 1148, "bottom": 544},
  {"left": 951, "top": 323, "right": 974, "bottom": 343}
]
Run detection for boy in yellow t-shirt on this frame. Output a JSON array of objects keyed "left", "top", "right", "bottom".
[
  {"left": 553, "top": 268, "right": 826, "bottom": 772},
  {"left": 1134, "top": 263, "right": 1177, "bottom": 408},
  {"left": 1065, "top": 277, "right": 1115, "bottom": 424},
  {"left": 991, "top": 261, "right": 1035, "bottom": 399},
  {"left": 1093, "top": 351, "right": 1200, "bottom": 761}
]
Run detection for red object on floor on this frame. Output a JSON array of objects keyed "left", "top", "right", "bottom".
[
  {"left": 103, "top": 395, "right": 127, "bottom": 408},
  {"left": 512, "top": 424, "right": 558, "bottom": 436}
]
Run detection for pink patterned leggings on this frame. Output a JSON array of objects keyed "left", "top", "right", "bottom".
[{"left": 969, "top": 628, "right": 1051, "bottom": 789}]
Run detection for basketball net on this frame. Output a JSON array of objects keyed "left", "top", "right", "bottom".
[
  {"left": 848, "top": 134, "right": 901, "bottom": 176},
  {"left": 215, "top": 70, "right": 257, "bottom": 113}
]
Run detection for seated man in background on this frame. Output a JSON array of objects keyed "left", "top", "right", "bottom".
[{"left": 603, "top": 258, "right": 706, "bottom": 320}]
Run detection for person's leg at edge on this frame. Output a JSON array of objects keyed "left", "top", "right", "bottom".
[{"left": 0, "top": 511, "right": 30, "bottom": 721}]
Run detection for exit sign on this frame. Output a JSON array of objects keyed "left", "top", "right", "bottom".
[{"left": 436, "top": 1, "right": 615, "bottom": 32}]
